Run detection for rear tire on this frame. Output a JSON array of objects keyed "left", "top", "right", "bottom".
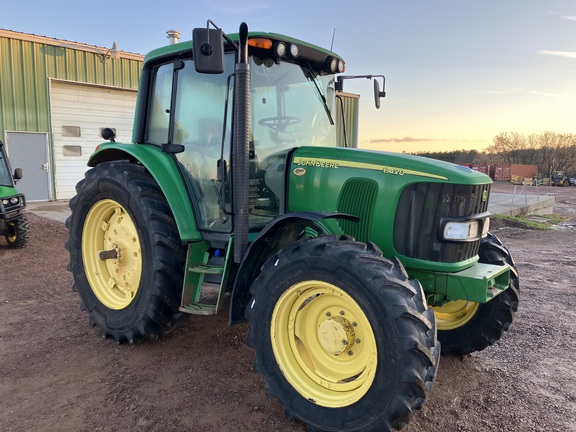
[
  {"left": 434, "top": 232, "right": 519, "bottom": 355},
  {"left": 5, "top": 214, "right": 30, "bottom": 248},
  {"left": 246, "top": 236, "right": 439, "bottom": 432},
  {"left": 66, "top": 162, "right": 187, "bottom": 343}
]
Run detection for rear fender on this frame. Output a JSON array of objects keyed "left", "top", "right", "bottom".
[
  {"left": 229, "top": 211, "right": 359, "bottom": 324},
  {"left": 88, "top": 143, "right": 201, "bottom": 242}
]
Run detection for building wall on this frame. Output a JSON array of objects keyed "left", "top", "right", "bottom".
[
  {"left": 0, "top": 29, "right": 144, "bottom": 200},
  {"left": 336, "top": 92, "right": 359, "bottom": 148},
  {"left": 0, "top": 30, "right": 142, "bottom": 138}
]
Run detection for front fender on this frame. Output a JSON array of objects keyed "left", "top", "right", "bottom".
[
  {"left": 89, "top": 143, "right": 201, "bottom": 242},
  {"left": 229, "top": 211, "right": 359, "bottom": 324}
]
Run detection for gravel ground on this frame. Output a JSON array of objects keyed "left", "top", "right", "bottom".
[{"left": 1, "top": 184, "right": 575, "bottom": 432}]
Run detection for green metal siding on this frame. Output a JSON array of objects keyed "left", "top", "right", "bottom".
[
  {"left": 335, "top": 92, "right": 359, "bottom": 148},
  {"left": 0, "top": 34, "right": 142, "bottom": 138}
]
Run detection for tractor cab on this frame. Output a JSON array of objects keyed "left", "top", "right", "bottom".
[{"left": 130, "top": 28, "right": 383, "bottom": 240}]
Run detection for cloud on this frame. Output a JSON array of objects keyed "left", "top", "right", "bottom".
[
  {"left": 369, "top": 137, "right": 434, "bottom": 144},
  {"left": 368, "top": 137, "right": 485, "bottom": 145},
  {"left": 562, "top": 15, "right": 576, "bottom": 22},
  {"left": 473, "top": 88, "right": 523, "bottom": 95},
  {"left": 529, "top": 91, "right": 576, "bottom": 99},
  {"left": 474, "top": 88, "right": 576, "bottom": 99},
  {"left": 537, "top": 50, "right": 576, "bottom": 59}
]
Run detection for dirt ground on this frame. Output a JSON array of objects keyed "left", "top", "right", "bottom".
[{"left": 1, "top": 183, "right": 575, "bottom": 432}]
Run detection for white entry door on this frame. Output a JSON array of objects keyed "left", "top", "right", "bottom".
[{"left": 5, "top": 132, "right": 51, "bottom": 201}]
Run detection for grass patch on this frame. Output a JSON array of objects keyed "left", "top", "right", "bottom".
[{"left": 492, "top": 214, "right": 567, "bottom": 230}]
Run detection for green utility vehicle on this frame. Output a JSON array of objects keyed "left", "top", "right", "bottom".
[
  {"left": 0, "top": 140, "right": 29, "bottom": 248},
  {"left": 67, "top": 22, "right": 519, "bottom": 432}
]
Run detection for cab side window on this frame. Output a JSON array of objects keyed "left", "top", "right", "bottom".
[{"left": 145, "top": 63, "right": 174, "bottom": 144}]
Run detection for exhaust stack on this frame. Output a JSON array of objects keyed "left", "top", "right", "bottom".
[{"left": 166, "top": 30, "right": 180, "bottom": 45}]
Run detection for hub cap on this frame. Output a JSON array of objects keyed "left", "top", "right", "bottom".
[
  {"left": 271, "top": 280, "right": 377, "bottom": 407},
  {"left": 82, "top": 199, "right": 142, "bottom": 310}
]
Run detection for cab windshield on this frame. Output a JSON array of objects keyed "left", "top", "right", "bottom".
[
  {"left": 251, "top": 57, "right": 337, "bottom": 160},
  {"left": 246, "top": 57, "right": 338, "bottom": 229},
  {"left": 143, "top": 52, "right": 338, "bottom": 233},
  {"left": 0, "top": 149, "right": 13, "bottom": 187}
]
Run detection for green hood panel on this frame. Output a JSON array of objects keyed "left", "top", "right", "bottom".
[
  {"left": 288, "top": 146, "right": 492, "bottom": 272},
  {"left": 0, "top": 186, "right": 20, "bottom": 198}
]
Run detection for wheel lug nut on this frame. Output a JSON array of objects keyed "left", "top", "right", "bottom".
[
  {"left": 339, "top": 310, "right": 345, "bottom": 315},
  {"left": 356, "top": 338, "right": 361, "bottom": 344},
  {"left": 348, "top": 351, "right": 353, "bottom": 356},
  {"left": 326, "top": 312, "right": 331, "bottom": 317}
]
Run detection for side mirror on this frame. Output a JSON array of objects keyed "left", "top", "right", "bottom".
[
  {"left": 193, "top": 28, "right": 225, "bottom": 74},
  {"left": 13, "top": 168, "right": 23, "bottom": 180},
  {"left": 374, "top": 79, "right": 386, "bottom": 109}
]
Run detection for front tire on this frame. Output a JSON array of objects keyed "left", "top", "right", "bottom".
[
  {"left": 66, "top": 162, "right": 187, "bottom": 343},
  {"left": 5, "top": 214, "right": 30, "bottom": 248},
  {"left": 433, "top": 232, "right": 520, "bottom": 355},
  {"left": 246, "top": 236, "right": 439, "bottom": 432}
]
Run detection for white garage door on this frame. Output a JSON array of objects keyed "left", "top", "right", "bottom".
[{"left": 50, "top": 80, "right": 137, "bottom": 200}]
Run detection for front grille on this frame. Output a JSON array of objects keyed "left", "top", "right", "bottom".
[
  {"left": 393, "top": 183, "right": 490, "bottom": 263},
  {"left": 1, "top": 194, "right": 25, "bottom": 222}
]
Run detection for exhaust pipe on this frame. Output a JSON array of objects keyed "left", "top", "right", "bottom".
[
  {"left": 233, "top": 22, "right": 250, "bottom": 263},
  {"left": 166, "top": 30, "right": 180, "bottom": 45}
]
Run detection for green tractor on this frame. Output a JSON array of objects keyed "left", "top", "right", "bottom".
[
  {"left": 66, "top": 22, "right": 519, "bottom": 432},
  {"left": 0, "top": 140, "right": 29, "bottom": 248}
]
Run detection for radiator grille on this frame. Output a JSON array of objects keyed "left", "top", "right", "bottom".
[{"left": 394, "top": 183, "right": 490, "bottom": 263}]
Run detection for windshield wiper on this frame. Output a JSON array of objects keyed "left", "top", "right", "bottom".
[{"left": 304, "top": 64, "right": 334, "bottom": 126}]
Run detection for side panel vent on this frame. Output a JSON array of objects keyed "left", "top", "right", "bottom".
[{"left": 336, "top": 178, "right": 379, "bottom": 242}]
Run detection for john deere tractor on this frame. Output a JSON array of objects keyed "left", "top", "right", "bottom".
[
  {"left": 0, "top": 140, "right": 29, "bottom": 248},
  {"left": 66, "top": 22, "right": 519, "bottom": 432}
]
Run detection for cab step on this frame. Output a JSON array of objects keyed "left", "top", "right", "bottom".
[{"left": 179, "top": 240, "right": 232, "bottom": 316}]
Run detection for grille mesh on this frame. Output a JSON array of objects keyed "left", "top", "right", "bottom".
[
  {"left": 394, "top": 183, "right": 490, "bottom": 263},
  {"left": 336, "top": 178, "right": 379, "bottom": 242}
]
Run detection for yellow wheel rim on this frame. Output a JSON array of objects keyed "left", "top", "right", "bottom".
[
  {"left": 82, "top": 199, "right": 142, "bottom": 310},
  {"left": 271, "top": 280, "right": 377, "bottom": 407},
  {"left": 432, "top": 300, "right": 480, "bottom": 330},
  {"left": 6, "top": 221, "right": 17, "bottom": 242}
]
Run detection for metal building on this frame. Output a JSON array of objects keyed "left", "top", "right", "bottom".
[{"left": 0, "top": 29, "right": 144, "bottom": 201}]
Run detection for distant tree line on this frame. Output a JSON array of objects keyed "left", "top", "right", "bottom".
[{"left": 415, "top": 131, "right": 576, "bottom": 177}]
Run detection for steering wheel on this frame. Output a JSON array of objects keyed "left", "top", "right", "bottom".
[{"left": 258, "top": 116, "right": 301, "bottom": 132}]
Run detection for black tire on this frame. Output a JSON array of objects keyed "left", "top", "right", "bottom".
[
  {"left": 246, "top": 236, "right": 439, "bottom": 432},
  {"left": 65, "top": 162, "right": 187, "bottom": 343},
  {"left": 435, "top": 232, "right": 520, "bottom": 356},
  {"left": 5, "top": 214, "right": 30, "bottom": 248}
]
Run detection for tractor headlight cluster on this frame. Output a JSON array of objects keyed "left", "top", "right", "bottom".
[
  {"left": 248, "top": 38, "right": 300, "bottom": 60},
  {"left": 442, "top": 217, "right": 490, "bottom": 242},
  {"left": 247, "top": 37, "right": 344, "bottom": 73},
  {"left": 3, "top": 197, "right": 21, "bottom": 205},
  {"left": 324, "top": 56, "right": 345, "bottom": 74}
]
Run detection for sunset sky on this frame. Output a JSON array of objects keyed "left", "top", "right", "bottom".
[{"left": 2, "top": 0, "right": 575, "bottom": 153}]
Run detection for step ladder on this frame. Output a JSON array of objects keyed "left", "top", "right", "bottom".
[{"left": 179, "top": 240, "right": 232, "bottom": 315}]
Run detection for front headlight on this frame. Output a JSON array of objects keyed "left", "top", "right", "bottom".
[
  {"left": 482, "top": 217, "right": 490, "bottom": 237},
  {"left": 443, "top": 220, "right": 481, "bottom": 241}
]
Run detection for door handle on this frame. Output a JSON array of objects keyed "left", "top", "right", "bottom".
[{"left": 42, "top": 163, "right": 49, "bottom": 172}]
